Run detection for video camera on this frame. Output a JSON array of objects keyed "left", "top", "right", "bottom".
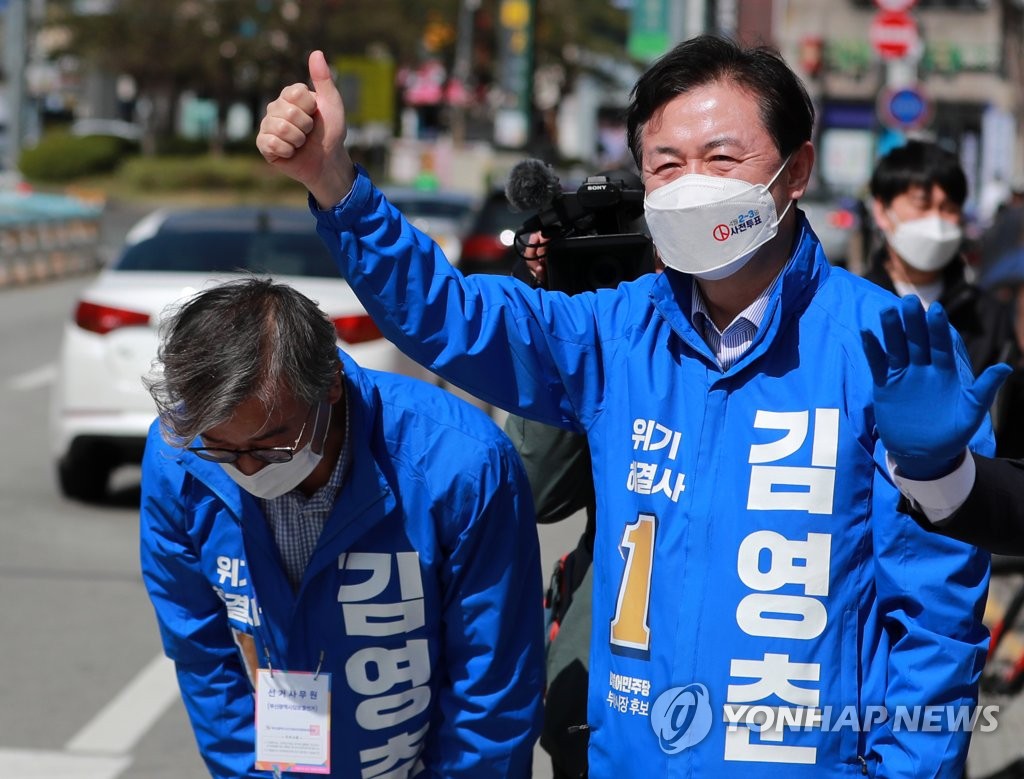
[{"left": 505, "top": 159, "right": 655, "bottom": 296}]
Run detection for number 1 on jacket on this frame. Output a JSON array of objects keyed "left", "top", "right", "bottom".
[{"left": 610, "top": 514, "right": 657, "bottom": 657}]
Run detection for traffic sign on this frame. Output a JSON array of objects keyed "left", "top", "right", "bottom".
[
  {"left": 869, "top": 10, "right": 919, "bottom": 60},
  {"left": 877, "top": 85, "right": 932, "bottom": 130}
]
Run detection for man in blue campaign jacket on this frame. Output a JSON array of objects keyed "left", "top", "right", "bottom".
[
  {"left": 257, "top": 38, "right": 992, "bottom": 778},
  {"left": 139, "top": 278, "right": 543, "bottom": 778}
]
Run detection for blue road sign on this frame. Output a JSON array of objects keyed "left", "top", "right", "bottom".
[{"left": 877, "top": 86, "right": 931, "bottom": 131}]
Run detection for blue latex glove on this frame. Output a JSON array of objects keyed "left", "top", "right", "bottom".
[{"left": 861, "top": 295, "right": 1013, "bottom": 480}]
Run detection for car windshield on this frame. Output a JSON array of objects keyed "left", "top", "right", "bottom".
[
  {"left": 114, "top": 230, "right": 341, "bottom": 278},
  {"left": 390, "top": 198, "right": 472, "bottom": 220},
  {"left": 472, "top": 193, "right": 525, "bottom": 232}
]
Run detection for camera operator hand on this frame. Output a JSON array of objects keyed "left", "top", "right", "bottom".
[
  {"left": 520, "top": 231, "right": 549, "bottom": 287},
  {"left": 518, "top": 233, "right": 664, "bottom": 290},
  {"left": 257, "top": 50, "right": 356, "bottom": 210}
]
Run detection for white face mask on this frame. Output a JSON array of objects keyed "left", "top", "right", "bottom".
[
  {"left": 643, "top": 158, "right": 794, "bottom": 280},
  {"left": 886, "top": 213, "right": 962, "bottom": 272},
  {"left": 219, "top": 402, "right": 331, "bottom": 500}
]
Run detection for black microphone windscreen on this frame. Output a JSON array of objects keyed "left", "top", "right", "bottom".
[{"left": 505, "top": 159, "right": 560, "bottom": 213}]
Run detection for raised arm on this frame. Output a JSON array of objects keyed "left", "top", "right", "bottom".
[
  {"left": 258, "top": 53, "right": 613, "bottom": 430},
  {"left": 861, "top": 295, "right": 1011, "bottom": 479},
  {"left": 859, "top": 298, "right": 996, "bottom": 775},
  {"left": 862, "top": 295, "right": 1024, "bottom": 554},
  {"left": 256, "top": 50, "right": 356, "bottom": 209}
]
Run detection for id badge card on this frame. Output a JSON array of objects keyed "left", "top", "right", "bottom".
[{"left": 255, "top": 669, "right": 331, "bottom": 774}]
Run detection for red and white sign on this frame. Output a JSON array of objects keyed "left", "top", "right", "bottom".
[{"left": 869, "top": 10, "right": 919, "bottom": 60}]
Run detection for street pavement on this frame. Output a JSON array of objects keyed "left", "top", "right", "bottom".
[{"left": 968, "top": 570, "right": 1024, "bottom": 778}]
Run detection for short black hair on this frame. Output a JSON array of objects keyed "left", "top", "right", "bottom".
[
  {"left": 869, "top": 140, "right": 967, "bottom": 207},
  {"left": 626, "top": 35, "right": 814, "bottom": 167}
]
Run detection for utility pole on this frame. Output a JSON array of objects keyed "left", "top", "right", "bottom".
[
  {"left": 493, "top": 0, "right": 535, "bottom": 150},
  {"left": 450, "top": 0, "right": 480, "bottom": 146},
  {"left": 3, "top": 0, "right": 28, "bottom": 173}
]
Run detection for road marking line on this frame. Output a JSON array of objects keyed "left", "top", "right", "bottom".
[
  {"left": 64, "top": 653, "right": 179, "bottom": 756},
  {"left": 0, "top": 749, "right": 130, "bottom": 779},
  {"left": 8, "top": 363, "right": 56, "bottom": 391}
]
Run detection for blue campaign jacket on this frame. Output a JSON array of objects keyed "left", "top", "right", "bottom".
[
  {"left": 139, "top": 351, "right": 544, "bottom": 778},
  {"left": 312, "top": 167, "right": 993, "bottom": 778}
]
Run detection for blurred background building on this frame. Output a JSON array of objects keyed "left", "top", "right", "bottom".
[
  {"left": 775, "top": 0, "right": 1024, "bottom": 227},
  {"left": 2, "top": 0, "right": 1023, "bottom": 227}
]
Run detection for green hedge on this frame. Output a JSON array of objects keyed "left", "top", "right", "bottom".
[
  {"left": 19, "top": 133, "right": 130, "bottom": 182},
  {"left": 151, "top": 135, "right": 259, "bottom": 157},
  {"left": 118, "top": 155, "right": 302, "bottom": 193}
]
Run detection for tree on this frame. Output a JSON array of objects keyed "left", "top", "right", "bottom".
[{"left": 45, "top": 0, "right": 632, "bottom": 152}]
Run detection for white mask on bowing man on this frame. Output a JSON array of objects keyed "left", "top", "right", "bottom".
[
  {"left": 217, "top": 402, "right": 331, "bottom": 499},
  {"left": 193, "top": 392, "right": 334, "bottom": 499}
]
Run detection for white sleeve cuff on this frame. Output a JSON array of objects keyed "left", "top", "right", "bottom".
[{"left": 887, "top": 450, "right": 977, "bottom": 523}]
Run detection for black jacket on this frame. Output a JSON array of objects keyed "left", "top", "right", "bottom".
[
  {"left": 864, "top": 252, "right": 1024, "bottom": 457},
  {"left": 863, "top": 251, "right": 1016, "bottom": 374},
  {"left": 912, "top": 455, "right": 1024, "bottom": 556}
]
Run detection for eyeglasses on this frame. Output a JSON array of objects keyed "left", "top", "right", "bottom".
[{"left": 188, "top": 403, "right": 316, "bottom": 464}]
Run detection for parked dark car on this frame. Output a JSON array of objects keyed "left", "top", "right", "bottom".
[{"left": 457, "top": 187, "right": 524, "bottom": 276}]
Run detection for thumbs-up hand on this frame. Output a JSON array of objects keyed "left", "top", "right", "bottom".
[{"left": 257, "top": 50, "right": 356, "bottom": 208}]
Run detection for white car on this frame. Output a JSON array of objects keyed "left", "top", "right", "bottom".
[{"left": 51, "top": 205, "right": 436, "bottom": 501}]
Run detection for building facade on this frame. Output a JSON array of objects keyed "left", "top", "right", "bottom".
[{"left": 770, "top": 0, "right": 1023, "bottom": 224}]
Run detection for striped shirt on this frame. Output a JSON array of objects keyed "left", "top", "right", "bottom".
[
  {"left": 261, "top": 394, "right": 351, "bottom": 592},
  {"left": 690, "top": 269, "right": 785, "bottom": 371}
]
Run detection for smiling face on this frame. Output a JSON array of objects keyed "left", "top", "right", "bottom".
[
  {"left": 638, "top": 80, "right": 812, "bottom": 212},
  {"left": 637, "top": 79, "right": 814, "bottom": 291}
]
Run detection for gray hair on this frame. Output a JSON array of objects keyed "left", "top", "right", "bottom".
[{"left": 145, "top": 276, "right": 339, "bottom": 445}]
